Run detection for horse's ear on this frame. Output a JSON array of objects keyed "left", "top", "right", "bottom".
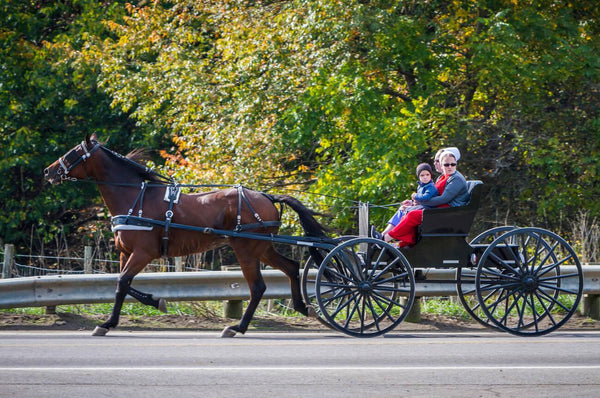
[{"left": 86, "top": 133, "right": 98, "bottom": 146}]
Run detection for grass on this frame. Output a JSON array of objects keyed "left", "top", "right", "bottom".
[
  {"left": 0, "top": 299, "right": 300, "bottom": 319},
  {"left": 422, "top": 297, "right": 472, "bottom": 321},
  {"left": 0, "top": 301, "right": 223, "bottom": 318},
  {"left": 0, "top": 297, "right": 489, "bottom": 322}
]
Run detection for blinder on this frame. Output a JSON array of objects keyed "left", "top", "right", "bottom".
[{"left": 54, "top": 140, "right": 100, "bottom": 181}]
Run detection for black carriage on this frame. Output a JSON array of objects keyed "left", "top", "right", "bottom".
[{"left": 300, "top": 181, "right": 584, "bottom": 337}]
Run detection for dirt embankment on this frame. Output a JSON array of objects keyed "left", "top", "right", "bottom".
[{"left": 1, "top": 311, "right": 598, "bottom": 334}]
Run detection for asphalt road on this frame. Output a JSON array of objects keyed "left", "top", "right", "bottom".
[{"left": 1, "top": 330, "right": 599, "bottom": 397}]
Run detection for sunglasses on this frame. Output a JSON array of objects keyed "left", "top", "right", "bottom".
[{"left": 443, "top": 163, "right": 457, "bottom": 167}]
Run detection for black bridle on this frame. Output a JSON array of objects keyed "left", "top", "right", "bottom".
[{"left": 46, "top": 140, "right": 101, "bottom": 182}]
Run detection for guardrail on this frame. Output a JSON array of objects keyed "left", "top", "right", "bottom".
[{"left": 1, "top": 266, "right": 599, "bottom": 309}]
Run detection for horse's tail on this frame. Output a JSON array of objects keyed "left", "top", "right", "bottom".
[{"left": 269, "top": 194, "right": 329, "bottom": 238}]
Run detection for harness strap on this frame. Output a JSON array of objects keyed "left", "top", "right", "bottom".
[
  {"left": 161, "top": 185, "right": 179, "bottom": 257},
  {"left": 111, "top": 215, "right": 281, "bottom": 232},
  {"left": 127, "top": 182, "right": 148, "bottom": 216},
  {"left": 236, "top": 185, "right": 266, "bottom": 232}
]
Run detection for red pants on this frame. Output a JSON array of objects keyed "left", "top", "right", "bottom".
[{"left": 387, "top": 210, "right": 423, "bottom": 247}]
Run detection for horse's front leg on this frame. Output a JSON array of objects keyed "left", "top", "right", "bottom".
[
  {"left": 92, "top": 273, "right": 132, "bottom": 336},
  {"left": 221, "top": 260, "right": 266, "bottom": 338},
  {"left": 92, "top": 252, "right": 158, "bottom": 336}
]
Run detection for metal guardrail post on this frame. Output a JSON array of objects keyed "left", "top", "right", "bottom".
[
  {"left": 223, "top": 300, "right": 243, "bottom": 319},
  {"left": 581, "top": 294, "right": 600, "bottom": 320},
  {"left": 2, "top": 244, "right": 14, "bottom": 279},
  {"left": 404, "top": 297, "right": 422, "bottom": 323}
]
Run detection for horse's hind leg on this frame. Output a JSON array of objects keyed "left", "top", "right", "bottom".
[
  {"left": 221, "top": 258, "right": 266, "bottom": 338},
  {"left": 260, "top": 246, "right": 309, "bottom": 317}
]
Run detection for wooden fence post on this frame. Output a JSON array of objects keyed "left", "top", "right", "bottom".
[
  {"left": 175, "top": 257, "right": 183, "bottom": 272},
  {"left": 2, "top": 244, "right": 14, "bottom": 279},
  {"left": 358, "top": 202, "right": 369, "bottom": 237},
  {"left": 84, "top": 246, "right": 93, "bottom": 274}
]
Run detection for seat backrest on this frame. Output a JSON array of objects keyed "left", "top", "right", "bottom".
[
  {"left": 420, "top": 180, "right": 483, "bottom": 236},
  {"left": 467, "top": 180, "right": 483, "bottom": 195}
]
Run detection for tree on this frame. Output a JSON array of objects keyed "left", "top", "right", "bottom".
[
  {"left": 0, "top": 0, "right": 167, "bottom": 248},
  {"left": 63, "top": 0, "right": 600, "bottom": 238}
]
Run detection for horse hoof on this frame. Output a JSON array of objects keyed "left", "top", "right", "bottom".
[
  {"left": 158, "top": 298, "right": 168, "bottom": 313},
  {"left": 220, "top": 326, "right": 237, "bottom": 338},
  {"left": 92, "top": 326, "right": 109, "bottom": 336},
  {"left": 307, "top": 306, "right": 319, "bottom": 318}
]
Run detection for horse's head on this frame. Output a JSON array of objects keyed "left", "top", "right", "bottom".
[{"left": 44, "top": 133, "right": 101, "bottom": 185}]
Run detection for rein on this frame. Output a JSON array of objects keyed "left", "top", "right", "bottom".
[{"left": 52, "top": 140, "right": 283, "bottom": 257}]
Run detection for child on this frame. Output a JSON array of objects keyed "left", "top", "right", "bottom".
[{"left": 371, "top": 163, "right": 438, "bottom": 239}]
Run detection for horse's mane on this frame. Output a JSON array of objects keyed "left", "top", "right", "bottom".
[{"left": 102, "top": 145, "right": 169, "bottom": 184}]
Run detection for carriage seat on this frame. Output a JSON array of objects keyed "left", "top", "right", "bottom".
[
  {"left": 402, "top": 180, "right": 483, "bottom": 268},
  {"left": 420, "top": 180, "right": 483, "bottom": 237}
]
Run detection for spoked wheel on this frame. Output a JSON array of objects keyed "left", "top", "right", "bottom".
[
  {"left": 315, "top": 237, "right": 415, "bottom": 338},
  {"left": 457, "top": 226, "right": 517, "bottom": 329},
  {"left": 475, "top": 227, "right": 583, "bottom": 336}
]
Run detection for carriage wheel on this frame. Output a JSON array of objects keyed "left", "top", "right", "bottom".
[
  {"left": 315, "top": 237, "right": 415, "bottom": 337},
  {"left": 475, "top": 227, "right": 583, "bottom": 336},
  {"left": 457, "top": 226, "right": 517, "bottom": 329}
]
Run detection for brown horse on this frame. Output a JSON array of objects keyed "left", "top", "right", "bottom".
[{"left": 44, "top": 134, "right": 328, "bottom": 337}]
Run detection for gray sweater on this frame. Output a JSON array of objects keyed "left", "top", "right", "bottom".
[{"left": 418, "top": 171, "right": 470, "bottom": 208}]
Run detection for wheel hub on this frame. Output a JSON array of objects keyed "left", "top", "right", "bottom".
[
  {"left": 521, "top": 274, "right": 539, "bottom": 293},
  {"left": 358, "top": 281, "right": 372, "bottom": 294}
]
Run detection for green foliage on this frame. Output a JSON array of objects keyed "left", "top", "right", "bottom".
[
  {"left": 0, "top": 0, "right": 170, "bottom": 248},
  {"left": 2, "top": 0, "right": 600, "bottom": 246}
]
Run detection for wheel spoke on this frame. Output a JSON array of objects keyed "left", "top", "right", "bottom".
[
  {"left": 370, "top": 255, "right": 401, "bottom": 280},
  {"left": 537, "top": 282, "right": 578, "bottom": 296},
  {"left": 364, "top": 296, "right": 382, "bottom": 332},
  {"left": 535, "top": 255, "right": 570, "bottom": 278},
  {"left": 371, "top": 270, "right": 411, "bottom": 286},
  {"left": 533, "top": 290, "right": 558, "bottom": 326},
  {"left": 321, "top": 264, "right": 356, "bottom": 285},
  {"left": 482, "top": 256, "right": 521, "bottom": 278},
  {"left": 332, "top": 290, "right": 360, "bottom": 321},
  {"left": 372, "top": 289, "right": 405, "bottom": 311},
  {"left": 535, "top": 285, "right": 576, "bottom": 312}
]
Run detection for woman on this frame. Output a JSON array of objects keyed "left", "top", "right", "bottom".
[
  {"left": 383, "top": 151, "right": 469, "bottom": 247},
  {"left": 375, "top": 147, "right": 461, "bottom": 238}
]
